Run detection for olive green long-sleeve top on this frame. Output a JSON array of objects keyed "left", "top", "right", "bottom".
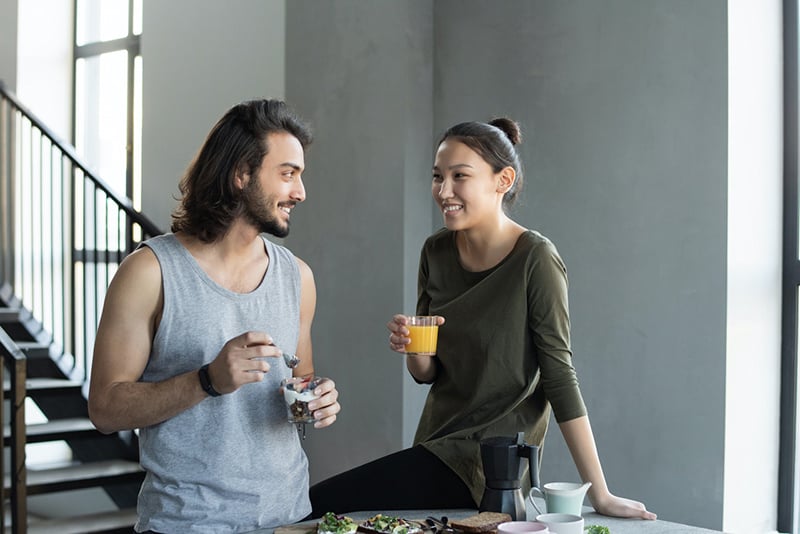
[{"left": 413, "top": 228, "right": 588, "bottom": 505}]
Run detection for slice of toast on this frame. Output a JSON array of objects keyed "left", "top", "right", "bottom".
[{"left": 449, "top": 512, "right": 513, "bottom": 533}]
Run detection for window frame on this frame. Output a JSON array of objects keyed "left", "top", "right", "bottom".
[{"left": 780, "top": 0, "right": 800, "bottom": 532}]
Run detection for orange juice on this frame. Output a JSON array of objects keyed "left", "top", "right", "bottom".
[{"left": 406, "top": 324, "right": 439, "bottom": 355}]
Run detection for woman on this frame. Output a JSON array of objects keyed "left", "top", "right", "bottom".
[{"left": 310, "top": 118, "right": 655, "bottom": 520}]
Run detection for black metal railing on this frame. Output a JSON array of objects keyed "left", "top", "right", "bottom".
[
  {"left": 0, "top": 80, "right": 162, "bottom": 533},
  {"left": 0, "top": 80, "right": 162, "bottom": 382},
  {"left": 0, "top": 327, "right": 27, "bottom": 534}
]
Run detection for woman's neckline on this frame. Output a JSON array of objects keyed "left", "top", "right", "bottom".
[{"left": 452, "top": 229, "right": 530, "bottom": 274}]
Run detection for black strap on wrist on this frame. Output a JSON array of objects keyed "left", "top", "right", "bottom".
[{"left": 198, "top": 364, "right": 221, "bottom": 397}]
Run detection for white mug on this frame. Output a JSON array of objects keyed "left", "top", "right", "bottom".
[
  {"left": 497, "top": 521, "right": 549, "bottom": 534},
  {"left": 535, "top": 514, "right": 584, "bottom": 534}
]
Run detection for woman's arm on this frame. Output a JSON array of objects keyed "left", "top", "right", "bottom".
[{"left": 558, "top": 415, "right": 657, "bottom": 520}]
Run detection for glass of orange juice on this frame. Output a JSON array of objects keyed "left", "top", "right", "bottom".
[{"left": 406, "top": 316, "right": 439, "bottom": 356}]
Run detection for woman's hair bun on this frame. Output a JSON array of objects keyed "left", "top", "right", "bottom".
[{"left": 489, "top": 117, "right": 522, "bottom": 145}]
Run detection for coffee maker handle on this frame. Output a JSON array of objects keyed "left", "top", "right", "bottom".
[{"left": 519, "top": 444, "right": 541, "bottom": 491}]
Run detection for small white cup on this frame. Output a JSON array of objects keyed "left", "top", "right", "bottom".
[
  {"left": 534, "top": 514, "right": 583, "bottom": 534},
  {"left": 497, "top": 521, "right": 549, "bottom": 534}
]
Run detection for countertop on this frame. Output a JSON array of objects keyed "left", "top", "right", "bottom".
[{"left": 252, "top": 508, "right": 725, "bottom": 534}]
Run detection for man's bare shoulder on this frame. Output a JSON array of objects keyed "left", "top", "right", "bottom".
[
  {"left": 293, "top": 255, "right": 316, "bottom": 312},
  {"left": 111, "top": 245, "right": 162, "bottom": 291},
  {"left": 293, "top": 255, "right": 313, "bottom": 278},
  {"left": 98, "top": 244, "right": 163, "bottom": 335}
]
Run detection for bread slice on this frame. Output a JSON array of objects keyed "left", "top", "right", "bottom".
[{"left": 449, "top": 512, "right": 513, "bottom": 533}]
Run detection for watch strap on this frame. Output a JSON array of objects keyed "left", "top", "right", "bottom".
[{"left": 198, "top": 363, "right": 222, "bottom": 397}]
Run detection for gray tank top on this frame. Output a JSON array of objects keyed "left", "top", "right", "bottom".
[{"left": 135, "top": 233, "right": 310, "bottom": 533}]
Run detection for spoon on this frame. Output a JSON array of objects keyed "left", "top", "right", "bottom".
[{"left": 282, "top": 352, "right": 300, "bottom": 368}]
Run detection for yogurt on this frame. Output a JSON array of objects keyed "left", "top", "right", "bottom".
[{"left": 283, "top": 388, "right": 318, "bottom": 405}]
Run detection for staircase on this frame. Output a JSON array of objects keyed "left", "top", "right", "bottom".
[{"left": 0, "top": 82, "right": 162, "bottom": 532}]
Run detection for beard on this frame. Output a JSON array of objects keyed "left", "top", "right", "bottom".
[{"left": 241, "top": 177, "right": 291, "bottom": 238}]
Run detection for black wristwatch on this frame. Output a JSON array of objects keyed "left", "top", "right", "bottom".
[{"left": 198, "top": 364, "right": 222, "bottom": 397}]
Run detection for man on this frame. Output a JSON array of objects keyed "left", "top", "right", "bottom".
[{"left": 89, "top": 99, "right": 340, "bottom": 533}]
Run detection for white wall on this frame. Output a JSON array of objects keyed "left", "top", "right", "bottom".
[
  {"left": 140, "top": 0, "right": 286, "bottom": 230},
  {"left": 0, "top": 0, "right": 17, "bottom": 90},
  {"left": 16, "top": 0, "right": 73, "bottom": 141},
  {"left": 725, "top": 1, "right": 783, "bottom": 532}
]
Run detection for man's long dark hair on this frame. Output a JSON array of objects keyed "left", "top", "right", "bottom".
[{"left": 170, "top": 99, "right": 312, "bottom": 242}]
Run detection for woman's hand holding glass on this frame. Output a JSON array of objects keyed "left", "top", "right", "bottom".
[
  {"left": 388, "top": 314, "right": 445, "bottom": 383},
  {"left": 387, "top": 314, "right": 412, "bottom": 353},
  {"left": 387, "top": 314, "right": 445, "bottom": 353}
]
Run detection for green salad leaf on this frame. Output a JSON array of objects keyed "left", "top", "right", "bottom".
[
  {"left": 318, "top": 512, "right": 357, "bottom": 534},
  {"left": 584, "top": 526, "right": 611, "bottom": 534},
  {"left": 362, "top": 514, "right": 421, "bottom": 534}
]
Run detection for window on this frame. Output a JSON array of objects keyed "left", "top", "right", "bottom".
[
  {"left": 73, "top": 0, "right": 142, "bottom": 210},
  {"left": 71, "top": 0, "right": 143, "bottom": 379}
]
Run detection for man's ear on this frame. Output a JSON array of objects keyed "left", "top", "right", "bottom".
[
  {"left": 497, "top": 166, "right": 516, "bottom": 193},
  {"left": 234, "top": 166, "right": 249, "bottom": 191}
]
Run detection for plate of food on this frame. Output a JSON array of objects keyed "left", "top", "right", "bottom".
[
  {"left": 357, "top": 513, "right": 425, "bottom": 534},
  {"left": 318, "top": 512, "right": 359, "bottom": 534}
]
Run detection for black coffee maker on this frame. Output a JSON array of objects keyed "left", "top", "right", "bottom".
[{"left": 478, "top": 432, "right": 540, "bottom": 521}]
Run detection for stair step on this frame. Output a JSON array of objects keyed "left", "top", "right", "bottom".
[
  {"left": 4, "top": 417, "right": 101, "bottom": 445},
  {"left": 14, "top": 340, "right": 52, "bottom": 358},
  {"left": 26, "top": 507, "right": 138, "bottom": 534},
  {"left": 5, "top": 459, "right": 144, "bottom": 495},
  {"left": 3, "top": 377, "right": 83, "bottom": 395},
  {"left": 0, "top": 307, "right": 39, "bottom": 342},
  {"left": 0, "top": 306, "right": 24, "bottom": 322}
]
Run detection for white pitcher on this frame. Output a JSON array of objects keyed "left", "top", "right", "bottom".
[{"left": 527, "top": 481, "right": 592, "bottom": 518}]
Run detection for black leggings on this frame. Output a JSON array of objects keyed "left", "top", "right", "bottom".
[{"left": 308, "top": 445, "right": 475, "bottom": 518}]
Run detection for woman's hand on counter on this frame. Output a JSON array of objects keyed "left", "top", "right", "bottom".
[{"left": 591, "top": 492, "right": 657, "bottom": 520}]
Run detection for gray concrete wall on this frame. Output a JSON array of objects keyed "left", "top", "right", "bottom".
[
  {"left": 432, "top": 1, "right": 727, "bottom": 529},
  {"left": 140, "top": 0, "right": 286, "bottom": 230},
  {"left": 284, "top": 0, "right": 729, "bottom": 529},
  {"left": 0, "top": 0, "right": 18, "bottom": 89},
  {"left": 284, "top": 0, "right": 435, "bottom": 482}
]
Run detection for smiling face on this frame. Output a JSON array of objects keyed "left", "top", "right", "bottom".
[
  {"left": 432, "top": 139, "right": 512, "bottom": 231},
  {"left": 241, "top": 131, "right": 306, "bottom": 238}
]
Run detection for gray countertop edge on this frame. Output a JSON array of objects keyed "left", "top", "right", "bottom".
[{"left": 248, "top": 508, "right": 725, "bottom": 534}]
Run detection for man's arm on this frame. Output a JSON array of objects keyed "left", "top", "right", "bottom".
[
  {"left": 88, "top": 247, "right": 208, "bottom": 434},
  {"left": 293, "top": 257, "right": 339, "bottom": 427},
  {"left": 291, "top": 257, "right": 316, "bottom": 378}
]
